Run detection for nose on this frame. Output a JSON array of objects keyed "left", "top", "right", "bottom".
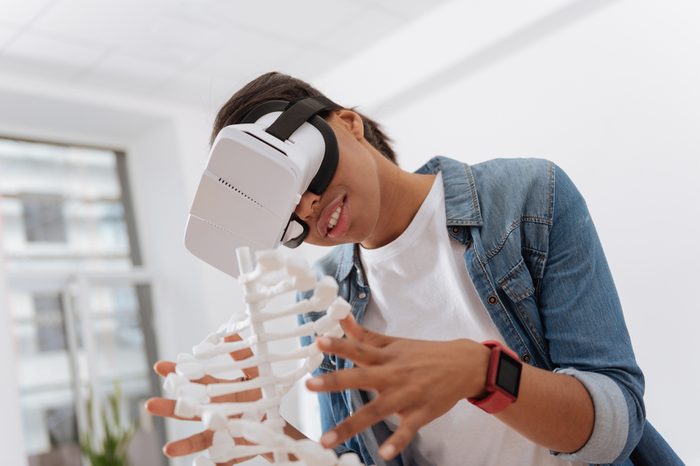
[{"left": 294, "top": 191, "right": 321, "bottom": 221}]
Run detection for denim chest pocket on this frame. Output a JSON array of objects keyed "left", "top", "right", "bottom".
[{"left": 497, "top": 259, "right": 548, "bottom": 358}]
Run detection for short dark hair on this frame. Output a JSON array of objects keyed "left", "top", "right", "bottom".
[{"left": 211, "top": 71, "right": 397, "bottom": 163}]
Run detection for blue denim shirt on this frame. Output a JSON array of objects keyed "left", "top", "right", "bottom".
[{"left": 298, "top": 156, "right": 683, "bottom": 466}]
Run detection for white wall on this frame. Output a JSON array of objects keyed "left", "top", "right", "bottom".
[{"left": 316, "top": 0, "right": 699, "bottom": 463}]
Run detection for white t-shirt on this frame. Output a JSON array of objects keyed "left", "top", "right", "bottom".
[{"left": 359, "top": 172, "right": 584, "bottom": 466}]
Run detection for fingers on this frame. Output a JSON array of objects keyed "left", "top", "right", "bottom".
[
  {"left": 154, "top": 333, "right": 258, "bottom": 379},
  {"left": 145, "top": 397, "right": 176, "bottom": 418},
  {"left": 340, "top": 315, "right": 395, "bottom": 347},
  {"left": 163, "top": 429, "right": 255, "bottom": 464},
  {"left": 379, "top": 410, "right": 429, "bottom": 461},
  {"left": 152, "top": 360, "right": 237, "bottom": 385},
  {"left": 339, "top": 314, "right": 367, "bottom": 341},
  {"left": 154, "top": 331, "right": 258, "bottom": 383},
  {"left": 163, "top": 430, "right": 255, "bottom": 464},
  {"left": 152, "top": 333, "right": 263, "bottom": 464},
  {"left": 148, "top": 397, "right": 235, "bottom": 421},
  {"left": 145, "top": 397, "right": 200, "bottom": 421},
  {"left": 163, "top": 430, "right": 213, "bottom": 457},
  {"left": 154, "top": 360, "right": 176, "bottom": 377},
  {"left": 224, "top": 334, "right": 258, "bottom": 377},
  {"left": 319, "top": 392, "right": 404, "bottom": 449},
  {"left": 224, "top": 334, "right": 260, "bottom": 380},
  {"left": 306, "top": 367, "right": 380, "bottom": 393},
  {"left": 316, "top": 336, "right": 385, "bottom": 367}
]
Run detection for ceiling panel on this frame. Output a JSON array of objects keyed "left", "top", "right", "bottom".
[
  {"left": 276, "top": 48, "right": 343, "bottom": 84},
  {"left": 116, "top": 40, "right": 201, "bottom": 71},
  {"left": 0, "top": 0, "right": 55, "bottom": 25},
  {"left": 372, "top": 0, "right": 455, "bottom": 19},
  {"left": 80, "top": 52, "right": 182, "bottom": 95},
  {"left": 320, "top": 7, "right": 405, "bottom": 54},
  {"left": 189, "top": 0, "right": 364, "bottom": 46},
  {"left": 31, "top": 0, "right": 161, "bottom": 48},
  {"left": 0, "top": 0, "right": 453, "bottom": 109},
  {"left": 154, "top": 70, "right": 245, "bottom": 112},
  {"left": 146, "top": 15, "right": 227, "bottom": 52},
  {"left": 195, "top": 32, "right": 303, "bottom": 79},
  {"left": 2, "top": 30, "right": 107, "bottom": 79},
  {"left": 0, "top": 21, "right": 20, "bottom": 47}
]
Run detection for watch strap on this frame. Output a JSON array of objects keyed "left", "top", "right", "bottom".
[{"left": 467, "top": 340, "right": 522, "bottom": 414}]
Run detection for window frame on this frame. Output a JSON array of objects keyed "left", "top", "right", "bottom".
[{"left": 0, "top": 134, "right": 166, "bottom": 466}]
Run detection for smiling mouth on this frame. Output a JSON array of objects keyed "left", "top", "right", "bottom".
[
  {"left": 318, "top": 194, "right": 347, "bottom": 238},
  {"left": 327, "top": 201, "right": 343, "bottom": 232}
]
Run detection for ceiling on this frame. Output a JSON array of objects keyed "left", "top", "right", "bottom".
[{"left": 0, "top": 0, "right": 452, "bottom": 110}]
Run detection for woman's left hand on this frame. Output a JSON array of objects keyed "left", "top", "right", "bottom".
[{"left": 306, "top": 314, "right": 491, "bottom": 461}]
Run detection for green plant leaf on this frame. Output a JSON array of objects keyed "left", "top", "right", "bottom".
[{"left": 78, "top": 380, "right": 136, "bottom": 466}]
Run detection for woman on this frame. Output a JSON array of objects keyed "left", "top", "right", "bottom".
[{"left": 146, "top": 72, "right": 681, "bottom": 466}]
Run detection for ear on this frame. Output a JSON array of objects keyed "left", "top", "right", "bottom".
[{"left": 333, "top": 109, "right": 365, "bottom": 141}]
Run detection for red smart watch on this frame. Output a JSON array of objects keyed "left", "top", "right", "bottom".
[{"left": 467, "top": 340, "right": 523, "bottom": 414}]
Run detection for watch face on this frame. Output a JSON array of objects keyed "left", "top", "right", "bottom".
[{"left": 496, "top": 351, "right": 522, "bottom": 397}]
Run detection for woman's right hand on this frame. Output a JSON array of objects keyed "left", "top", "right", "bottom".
[{"left": 145, "top": 333, "right": 262, "bottom": 465}]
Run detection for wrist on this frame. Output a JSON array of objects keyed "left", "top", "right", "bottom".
[{"left": 458, "top": 339, "right": 491, "bottom": 400}]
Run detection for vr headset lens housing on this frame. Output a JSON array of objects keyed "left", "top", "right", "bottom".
[{"left": 185, "top": 97, "right": 338, "bottom": 277}]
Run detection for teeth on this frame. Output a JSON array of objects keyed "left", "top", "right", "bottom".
[{"left": 327, "top": 204, "right": 343, "bottom": 231}]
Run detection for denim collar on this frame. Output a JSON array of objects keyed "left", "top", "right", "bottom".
[{"left": 334, "top": 156, "right": 483, "bottom": 283}]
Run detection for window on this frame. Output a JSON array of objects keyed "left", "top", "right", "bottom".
[
  {"left": 21, "top": 194, "right": 67, "bottom": 243},
  {"left": 34, "top": 292, "right": 74, "bottom": 353},
  {"left": 0, "top": 137, "right": 165, "bottom": 466},
  {"left": 44, "top": 406, "right": 79, "bottom": 447}
]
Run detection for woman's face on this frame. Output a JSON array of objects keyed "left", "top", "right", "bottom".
[{"left": 293, "top": 110, "right": 383, "bottom": 247}]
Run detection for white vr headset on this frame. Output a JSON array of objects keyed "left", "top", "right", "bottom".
[{"left": 185, "top": 96, "right": 339, "bottom": 277}]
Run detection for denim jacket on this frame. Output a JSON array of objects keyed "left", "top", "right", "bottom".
[{"left": 297, "top": 156, "right": 683, "bottom": 466}]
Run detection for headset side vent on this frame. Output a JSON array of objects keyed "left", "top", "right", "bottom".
[{"left": 218, "top": 177, "right": 263, "bottom": 208}]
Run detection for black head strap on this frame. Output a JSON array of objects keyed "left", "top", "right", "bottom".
[
  {"left": 240, "top": 100, "right": 288, "bottom": 124},
  {"left": 264, "top": 96, "right": 336, "bottom": 140}
]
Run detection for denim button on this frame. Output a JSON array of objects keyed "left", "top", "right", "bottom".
[
  {"left": 522, "top": 353, "right": 531, "bottom": 363},
  {"left": 358, "top": 292, "right": 367, "bottom": 299},
  {"left": 451, "top": 226, "right": 460, "bottom": 234},
  {"left": 487, "top": 294, "right": 498, "bottom": 305}
]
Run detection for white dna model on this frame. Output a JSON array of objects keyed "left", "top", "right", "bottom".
[{"left": 163, "top": 247, "right": 366, "bottom": 466}]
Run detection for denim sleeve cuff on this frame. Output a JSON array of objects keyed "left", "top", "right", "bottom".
[{"left": 550, "top": 367, "right": 629, "bottom": 464}]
